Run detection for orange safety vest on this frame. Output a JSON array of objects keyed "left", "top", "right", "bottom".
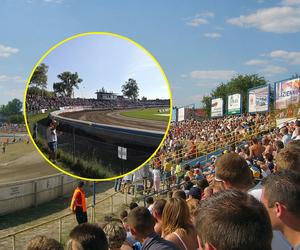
[{"left": 70, "top": 187, "right": 87, "bottom": 212}]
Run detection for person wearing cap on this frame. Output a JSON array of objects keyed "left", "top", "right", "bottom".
[
  {"left": 187, "top": 186, "right": 201, "bottom": 201},
  {"left": 70, "top": 181, "right": 88, "bottom": 224}
]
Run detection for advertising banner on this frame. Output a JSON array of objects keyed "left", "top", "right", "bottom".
[
  {"left": 248, "top": 85, "right": 269, "bottom": 113},
  {"left": 227, "top": 93, "right": 241, "bottom": 115},
  {"left": 178, "top": 107, "right": 185, "bottom": 121},
  {"left": 275, "top": 78, "right": 300, "bottom": 110},
  {"left": 211, "top": 98, "right": 223, "bottom": 117}
]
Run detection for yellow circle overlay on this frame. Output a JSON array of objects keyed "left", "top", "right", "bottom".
[{"left": 24, "top": 32, "right": 172, "bottom": 182}]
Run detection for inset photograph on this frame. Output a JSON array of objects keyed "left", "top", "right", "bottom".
[{"left": 25, "top": 33, "right": 171, "bottom": 180}]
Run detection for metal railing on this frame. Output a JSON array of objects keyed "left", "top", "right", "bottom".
[{"left": 0, "top": 185, "right": 131, "bottom": 250}]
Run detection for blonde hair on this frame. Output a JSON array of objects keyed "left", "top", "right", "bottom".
[{"left": 162, "top": 198, "right": 193, "bottom": 236}]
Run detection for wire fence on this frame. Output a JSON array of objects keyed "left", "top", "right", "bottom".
[
  {"left": 0, "top": 182, "right": 134, "bottom": 250},
  {"left": 35, "top": 122, "right": 153, "bottom": 178}
]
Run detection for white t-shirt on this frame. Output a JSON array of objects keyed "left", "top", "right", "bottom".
[
  {"left": 248, "top": 183, "right": 263, "bottom": 201},
  {"left": 152, "top": 169, "right": 161, "bottom": 180},
  {"left": 46, "top": 127, "right": 57, "bottom": 143}
]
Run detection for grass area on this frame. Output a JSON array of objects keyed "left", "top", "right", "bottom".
[
  {"left": 26, "top": 112, "right": 50, "bottom": 131},
  {"left": 120, "top": 108, "right": 170, "bottom": 122},
  {"left": 0, "top": 142, "right": 35, "bottom": 163}
]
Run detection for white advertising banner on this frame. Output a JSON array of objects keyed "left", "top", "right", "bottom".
[
  {"left": 227, "top": 93, "right": 241, "bottom": 115},
  {"left": 248, "top": 86, "right": 269, "bottom": 113},
  {"left": 178, "top": 107, "right": 185, "bottom": 121},
  {"left": 211, "top": 98, "right": 223, "bottom": 117},
  {"left": 275, "top": 78, "right": 300, "bottom": 110}
]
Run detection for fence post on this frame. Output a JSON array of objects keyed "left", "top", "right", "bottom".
[
  {"left": 58, "top": 218, "right": 62, "bottom": 243},
  {"left": 11, "top": 235, "right": 15, "bottom": 250},
  {"left": 73, "top": 127, "right": 76, "bottom": 162},
  {"left": 34, "top": 181, "right": 38, "bottom": 207},
  {"left": 110, "top": 196, "right": 113, "bottom": 214},
  {"left": 60, "top": 175, "right": 64, "bottom": 197},
  {"left": 93, "top": 182, "right": 96, "bottom": 223}
]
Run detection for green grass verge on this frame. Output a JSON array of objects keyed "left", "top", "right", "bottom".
[
  {"left": 120, "top": 108, "right": 169, "bottom": 122},
  {"left": 27, "top": 112, "right": 50, "bottom": 132}
]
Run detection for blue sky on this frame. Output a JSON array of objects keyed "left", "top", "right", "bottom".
[
  {"left": 42, "top": 34, "right": 168, "bottom": 99},
  {"left": 0, "top": 0, "right": 299, "bottom": 106}
]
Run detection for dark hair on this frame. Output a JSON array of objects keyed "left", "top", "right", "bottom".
[
  {"left": 127, "top": 206, "right": 155, "bottom": 236},
  {"left": 172, "top": 189, "right": 186, "bottom": 200},
  {"left": 119, "top": 210, "right": 128, "bottom": 220},
  {"left": 281, "top": 127, "right": 288, "bottom": 135},
  {"left": 196, "top": 190, "right": 272, "bottom": 250},
  {"left": 275, "top": 140, "right": 284, "bottom": 150},
  {"left": 152, "top": 199, "right": 167, "bottom": 216},
  {"left": 262, "top": 170, "right": 300, "bottom": 217},
  {"left": 275, "top": 147, "right": 300, "bottom": 172},
  {"left": 215, "top": 153, "right": 253, "bottom": 190},
  {"left": 78, "top": 181, "right": 84, "bottom": 188},
  {"left": 129, "top": 202, "right": 138, "bottom": 210},
  {"left": 286, "top": 140, "right": 300, "bottom": 150},
  {"left": 252, "top": 137, "right": 258, "bottom": 144},
  {"left": 265, "top": 153, "right": 273, "bottom": 162},
  {"left": 197, "top": 179, "right": 209, "bottom": 190},
  {"left": 26, "top": 235, "right": 63, "bottom": 250},
  {"left": 69, "top": 223, "right": 108, "bottom": 250},
  {"left": 145, "top": 196, "right": 154, "bottom": 205}
]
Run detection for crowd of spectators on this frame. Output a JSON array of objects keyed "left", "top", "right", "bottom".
[
  {"left": 26, "top": 94, "right": 170, "bottom": 113},
  {"left": 23, "top": 115, "right": 300, "bottom": 250},
  {"left": 156, "top": 113, "right": 272, "bottom": 164},
  {"left": 0, "top": 122, "right": 26, "bottom": 133}
]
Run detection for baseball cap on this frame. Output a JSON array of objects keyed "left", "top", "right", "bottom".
[{"left": 189, "top": 187, "right": 202, "bottom": 199}]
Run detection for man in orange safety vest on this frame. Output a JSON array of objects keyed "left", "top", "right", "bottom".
[{"left": 70, "top": 181, "right": 87, "bottom": 224}]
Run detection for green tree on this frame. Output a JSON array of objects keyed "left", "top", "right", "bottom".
[
  {"left": 0, "top": 99, "right": 22, "bottom": 115},
  {"left": 53, "top": 72, "right": 83, "bottom": 97},
  {"left": 30, "top": 63, "right": 48, "bottom": 89},
  {"left": 202, "top": 74, "right": 266, "bottom": 116},
  {"left": 122, "top": 78, "right": 139, "bottom": 100}
]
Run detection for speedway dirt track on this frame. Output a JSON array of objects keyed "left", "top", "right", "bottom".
[{"left": 61, "top": 109, "right": 168, "bottom": 132}]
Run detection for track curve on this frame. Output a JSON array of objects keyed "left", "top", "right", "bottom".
[{"left": 61, "top": 109, "right": 168, "bottom": 132}]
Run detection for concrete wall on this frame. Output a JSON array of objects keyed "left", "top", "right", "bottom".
[
  {"left": 0, "top": 174, "right": 77, "bottom": 215},
  {"left": 50, "top": 107, "right": 165, "bottom": 147}
]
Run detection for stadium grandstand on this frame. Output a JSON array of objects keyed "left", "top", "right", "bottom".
[
  {"left": 26, "top": 94, "right": 170, "bottom": 113},
  {"left": 2, "top": 78, "right": 299, "bottom": 250}
]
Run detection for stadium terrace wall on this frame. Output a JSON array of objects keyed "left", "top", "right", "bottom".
[
  {"left": 50, "top": 107, "right": 165, "bottom": 148},
  {"left": 0, "top": 174, "right": 77, "bottom": 215}
]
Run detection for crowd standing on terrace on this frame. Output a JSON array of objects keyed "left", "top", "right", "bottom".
[
  {"left": 24, "top": 114, "right": 300, "bottom": 250},
  {"left": 26, "top": 94, "right": 169, "bottom": 113}
]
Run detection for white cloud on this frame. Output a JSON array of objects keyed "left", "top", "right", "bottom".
[
  {"left": 189, "top": 70, "right": 237, "bottom": 80},
  {"left": 186, "top": 18, "right": 208, "bottom": 27},
  {"left": 0, "top": 75, "right": 24, "bottom": 83},
  {"left": 204, "top": 32, "right": 222, "bottom": 38},
  {"left": 244, "top": 59, "right": 267, "bottom": 65},
  {"left": 269, "top": 50, "right": 300, "bottom": 64},
  {"left": 260, "top": 65, "right": 287, "bottom": 76},
  {"left": 227, "top": 6, "right": 300, "bottom": 33},
  {"left": 0, "top": 44, "right": 19, "bottom": 58},
  {"left": 0, "top": 75, "right": 26, "bottom": 104},
  {"left": 281, "top": 0, "right": 300, "bottom": 5},
  {"left": 185, "top": 12, "right": 214, "bottom": 27}
]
